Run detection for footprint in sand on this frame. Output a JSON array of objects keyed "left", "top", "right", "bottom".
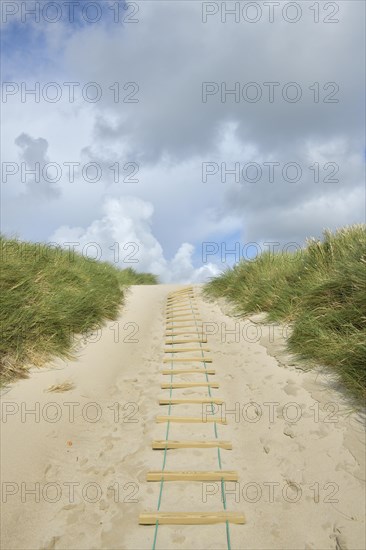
[
  {"left": 259, "top": 436, "right": 271, "bottom": 454},
  {"left": 192, "top": 450, "right": 203, "bottom": 457},
  {"left": 102, "top": 466, "right": 115, "bottom": 476},
  {"left": 84, "top": 466, "right": 100, "bottom": 475},
  {"left": 61, "top": 503, "right": 82, "bottom": 512},
  {"left": 270, "top": 525, "right": 281, "bottom": 539},
  {"left": 100, "top": 437, "right": 114, "bottom": 451},
  {"left": 99, "top": 499, "right": 109, "bottom": 511},
  {"left": 283, "top": 380, "right": 299, "bottom": 396},
  {"left": 330, "top": 525, "right": 348, "bottom": 550},
  {"left": 172, "top": 535, "right": 186, "bottom": 544},
  {"left": 310, "top": 423, "right": 331, "bottom": 439},
  {"left": 59, "top": 503, "right": 86, "bottom": 525},
  {"left": 41, "top": 535, "right": 61, "bottom": 549},
  {"left": 44, "top": 463, "right": 60, "bottom": 479},
  {"left": 283, "top": 425, "right": 296, "bottom": 438}
]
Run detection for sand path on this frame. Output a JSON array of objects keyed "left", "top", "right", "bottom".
[{"left": 1, "top": 284, "right": 365, "bottom": 550}]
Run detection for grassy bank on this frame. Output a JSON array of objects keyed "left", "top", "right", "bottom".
[
  {"left": 204, "top": 225, "right": 366, "bottom": 400},
  {"left": 0, "top": 236, "right": 157, "bottom": 384}
]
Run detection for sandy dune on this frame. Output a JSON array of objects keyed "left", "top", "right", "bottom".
[{"left": 1, "top": 284, "right": 365, "bottom": 550}]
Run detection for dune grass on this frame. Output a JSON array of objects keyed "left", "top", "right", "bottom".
[
  {"left": 204, "top": 225, "right": 366, "bottom": 400},
  {"left": 0, "top": 236, "right": 158, "bottom": 384}
]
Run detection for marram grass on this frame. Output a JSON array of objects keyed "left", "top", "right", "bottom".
[
  {"left": 0, "top": 236, "right": 157, "bottom": 384},
  {"left": 204, "top": 225, "right": 366, "bottom": 400}
]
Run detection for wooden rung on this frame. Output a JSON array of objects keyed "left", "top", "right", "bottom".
[
  {"left": 165, "top": 299, "right": 198, "bottom": 309},
  {"left": 166, "top": 311, "right": 199, "bottom": 316},
  {"left": 166, "top": 329, "right": 204, "bottom": 332},
  {"left": 166, "top": 310, "right": 199, "bottom": 315},
  {"left": 163, "top": 357, "right": 212, "bottom": 363},
  {"left": 156, "top": 416, "right": 227, "bottom": 424},
  {"left": 166, "top": 303, "right": 198, "bottom": 308},
  {"left": 161, "top": 382, "right": 219, "bottom": 389},
  {"left": 167, "top": 304, "right": 195, "bottom": 308},
  {"left": 166, "top": 316, "right": 202, "bottom": 321},
  {"left": 165, "top": 339, "right": 207, "bottom": 345},
  {"left": 167, "top": 306, "right": 194, "bottom": 309},
  {"left": 139, "top": 512, "right": 244, "bottom": 525},
  {"left": 167, "top": 287, "right": 194, "bottom": 299},
  {"left": 146, "top": 471, "right": 238, "bottom": 482},
  {"left": 168, "top": 296, "right": 194, "bottom": 300},
  {"left": 165, "top": 332, "right": 205, "bottom": 336},
  {"left": 166, "top": 322, "right": 202, "bottom": 326},
  {"left": 167, "top": 293, "right": 194, "bottom": 297},
  {"left": 166, "top": 307, "right": 199, "bottom": 312},
  {"left": 167, "top": 310, "right": 199, "bottom": 315},
  {"left": 166, "top": 329, "right": 203, "bottom": 333},
  {"left": 152, "top": 440, "right": 232, "bottom": 450},
  {"left": 165, "top": 319, "right": 204, "bottom": 330},
  {"left": 166, "top": 326, "right": 203, "bottom": 330},
  {"left": 166, "top": 322, "right": 203, "bottom": 327},
  {"left": 165, "top": 325, "right": 206, "bottom": 336},
  {"left": 164, "top": 347, "right": 210, "bottom": 353},
  {"left": 167, "top": 289, "right": 194, "bottom": 300},
  {"left": 167, "top": 300, "right": 197, "bottom": 304},
  {"left": 166, "top": 293, "right": 195, "bottom": 304},
  {"left": 166, "top": 325, "right": 202, "bottom": 330},
  {"left": 160, "top": 369, "right": 215, "bottom": 375},
  {"left": 165, "top": 336, "right": 206, "bottom": 340},
  {"left": 166, "top": 305, "right": 195, "bottom": 310},
  {"left": 167, "top": 294, "right": 194, "bottom": 298},
  {"left": 159, "top": 398, "right": 224, "bottom": 405}
]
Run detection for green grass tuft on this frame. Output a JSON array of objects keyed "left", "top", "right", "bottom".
[
  {"left": 0, "top": 236, "right": 158, "bottom": 384},
  {"left": 204, "top": 225, "right": 366, "bottom": 400}
]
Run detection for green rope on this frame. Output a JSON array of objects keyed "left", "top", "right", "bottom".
[
  {"left": 152, "top": 289, "right": 232, "bottom": 550},
  {"left": 152, "top": 332, "right": 174, "bottom": 550}
]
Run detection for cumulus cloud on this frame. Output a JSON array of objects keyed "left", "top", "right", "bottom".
[
  {"left": 50, "top": 196, "right": 220, "bottom": 282},
  {"left": 1, "top": 1, "right": 365, "bottom": 280}
]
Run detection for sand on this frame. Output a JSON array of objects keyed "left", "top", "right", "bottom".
[{"left": 1, "top": 284, "right": 365, "bottom": 550}]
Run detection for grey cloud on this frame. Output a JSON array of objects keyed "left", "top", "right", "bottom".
[
  {"left": 15, "top": 133, "right": 61, "bottom": 199},
  {"left": 2, "top": 1, "right": 364, "bottom": 275},
  {"left": 62, "top": 2, "right": 364, "bottom": 162},
  {"left": 14, "top": 133, "right": 48, "bottom": 165}
]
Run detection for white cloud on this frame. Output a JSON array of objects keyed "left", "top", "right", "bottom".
[
  {"left": 50, "top": 196, "right": 220, "bottom": 283},
  {"left": 2, "top": 1, "right": 365, "bottom": 280}
]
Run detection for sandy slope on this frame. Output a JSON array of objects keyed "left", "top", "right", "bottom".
[{"left": 1, "top": 284, "right": 365, "bottom": 550}]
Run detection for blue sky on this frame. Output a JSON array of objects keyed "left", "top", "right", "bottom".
[{"left": 1, "top": 0, "right": 365, "bottom": 281}]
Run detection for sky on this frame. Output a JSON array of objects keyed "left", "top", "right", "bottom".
[{"left": 1, "top": 0, "right": 365, "bottom": 282}]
